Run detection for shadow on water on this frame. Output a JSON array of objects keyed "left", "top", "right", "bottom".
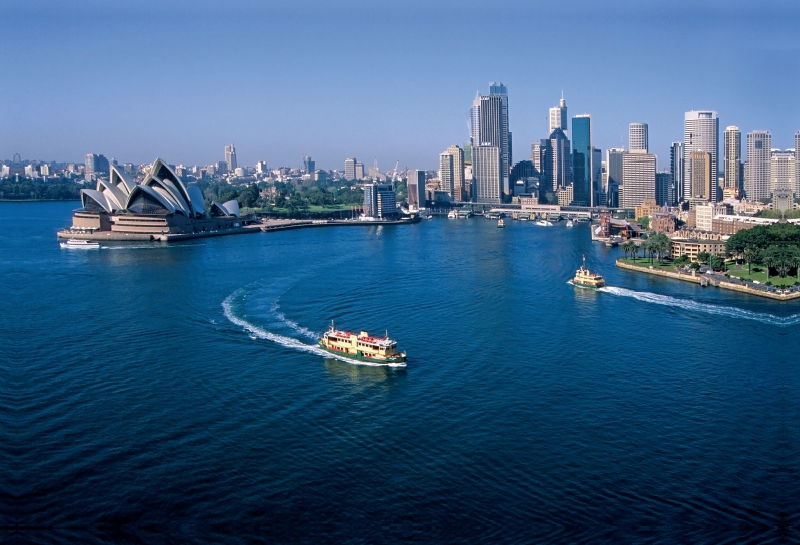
[{"left": 323, "top": 358, "right": 408, "bottom": 387}]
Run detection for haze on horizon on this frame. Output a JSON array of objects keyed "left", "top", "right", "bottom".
[{"left": 2, "top": 0, "right": 798, "bottom": 171}]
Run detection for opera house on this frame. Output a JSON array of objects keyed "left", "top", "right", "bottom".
[{"left": 58, "top": 158, "right": 254, "bottom": 241}]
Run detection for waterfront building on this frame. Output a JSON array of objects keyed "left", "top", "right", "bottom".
[
  {"left": 544, "top": 128, "right": 572, "bottom": 193},
  {"left": 670, "top": 142, "right": 684, "bottom": 202},
  {"left": 724, "top": 126, "right": 741, "bottom": 193},
  {"left": 669, "top": 238, "right": 727, "bottom": 261},
  {"left": 620, "top": 152, "right": 656, "bottom": 208},
  {"left": 472, "top": 146, "right": 501, "bottom": 204},
  {"left": 629, "top": 123, "right": 649, "bottom": 153},
  {"left": 85, "top": 153, "right": 109, "bottom": 181},
  {"left": 549, "top": 96, "right": 568, "bottom": 136},
  {"left": 447, "top": 145, "right": 465, "bottom": 200},
  {"left": 745, "top": 131, "right": 771, "bottom": 200},
  {"left": 407, "top": 170, "right": 426, "bottom": 210},
  {"left": 557, "top": 185, "right": 573, "bottom": 206},
  {"left": 224, "top": 144, "right": 237, "bottom": 172},
  {"left": 438, "top": 152, "right": 454, "bottom": 195},
  {"left": 689, "top": 150, "right": 713, "bottom": 202},
  {"left": 363, "top": 183, "right": 397, "bottom": 218},
  {"left": 345, "top": 157, "right": 356, "bottom": 180},
  {"left": 655, "top": 172, "right": 674, "bottom": 206},
  {"left": 355, "top": 162, "right": 365, "bottom": 180},
  {"left": 64, "top": 159, "right": 241, "bottom": 240},
  {"left": 572, "top": 115, "right": 593, "bottom": 206},
  {"left": 471, "top": 83, "right": 510, "bottom": 197},
  {"left": 771, "top": 149, "right": 796, "bottom": 196},
  {"left": 303, "top": 156, "right": 315, "bottom": 174},
  {"left": 606, "top": 148, "right": 624, "bottom": 208},
  {"left": 684, "top": 111, "right": 719, "bottom": 202}
]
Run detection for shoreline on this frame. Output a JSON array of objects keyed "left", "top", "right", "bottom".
[{"left": 616, "top": 259, "right": 800, "bottom": 301}]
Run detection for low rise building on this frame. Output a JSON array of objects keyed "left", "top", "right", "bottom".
[
  {"left": 635, "top": 198, "right": 659, "bottom": 220},
  {"left": 651, "top": 212, "right": 677, "bottom": 234},
  {"left": 670, "top": 238, "right": 727, "bottom": 261}
]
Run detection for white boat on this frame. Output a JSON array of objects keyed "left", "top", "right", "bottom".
[
  {"left": 447, "top": 211, "right": 457, "bottom": 219},
  {"left": 60, "top": 239, "right": 100, "bottom": 249},
  {"left": 497, "top": 219, "right": 505, "bottom": 228},
  {"left": 566, "top": 220, "right": 574, "bottom": 227},
  {"left": 535, "top": 220, "right": 554, "bottom": 227}
]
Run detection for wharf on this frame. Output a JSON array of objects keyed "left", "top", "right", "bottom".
[
  {"left": 57, "top": 224, "right": 262, "bottom": 242},
  {"left": 260, "top": 217, "right": 419, "bottom": 232},
  {"left": 616, "top": 259, "right": 800, "bottom": 301}
]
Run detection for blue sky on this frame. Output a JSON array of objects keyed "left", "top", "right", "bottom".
[{"left": 2, "top": 0, "right": 799, "bottom": 171}]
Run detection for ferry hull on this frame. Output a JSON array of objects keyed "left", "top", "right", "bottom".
[{"left": 317, "top": 341, "right": 407, "bottom": 364}]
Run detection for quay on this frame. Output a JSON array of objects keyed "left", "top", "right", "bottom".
[
  {"left": 616, "top": 259, "right": 800, "bottom": 301},
  {"left": 260, "top": 216, "right": 420, "bottom": 233}
]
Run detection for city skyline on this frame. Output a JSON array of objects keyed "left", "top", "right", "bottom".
[{"left": 2, "top": 0, "right": 799, "bottom": 169}]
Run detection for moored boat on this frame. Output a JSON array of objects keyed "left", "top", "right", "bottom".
[
  {"left": 571, "top": 255, "right": 605, "bottom": 289},
  {"left": 318, "top": 322, "right": 406, "bottom": 364},
  {"left": 60, "top": 239, "right": 100, "bottom": 249},
  {"left": 535, "top": 220, "right": 553, "bottom": 227},
  {"left": 497, "top": 219, "right": 505, "bottom": 228}
]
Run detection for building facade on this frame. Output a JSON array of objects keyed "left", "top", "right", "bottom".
[
  {"left": 447, "top": 145, "right": 465, "bottom": 200},
  {"left": 771, "top": 150, "right": 797, "bottom": 195},
  {"left": 572, "top": 115, "right": 593, "bottom": 206},
  {"left": 363, "top": 183, "right": 397, "bottom": 218},
  {"left": 544, "top": 128, "right": 572, "bottom": 193},
  {"left": 655, "top": 172, "right": 674, "bottom": 206},
  {"left": 438, "top": 152, "right": 454, "bottom": 196},
  {"left": 472, "top": 146, "right": 501, "bottom": 204},
  {"left": 689, "top": 150, "right": 713, "bottom": 202},
  {"left": 670, "top": 142, "right": 684, "bottom": 202},
  {"left": 620, "top": 152, "right": 656, "bottom": 208},
  {"left": 629, "top": 122, "right": 649, "bottom": 153},
  {"left": 344, "top": 158, "right": 356, "bottom": 180},
  {"left": 684, "top": 111, "right": 719, "bottom": 202},
  {"left": 606, "top": 148, "right": 625, "bottom": 207},
  {"left": 224, "top": 144, "right": 237, "bottom": 172},
  {"left": 745, "top": 131, "right": 771, "bottom": 200},
  {"left": 723, "top": 126, "right": 741, "bottom": 193},
  {"left": 549, "top": 97, "right": 568, "bottom": 135},
  {"left": 406, "top": 170, "right": 426, "bottom": 210},
  {"left": 471, "top": 83, "right": 510, "bottom": 197}
]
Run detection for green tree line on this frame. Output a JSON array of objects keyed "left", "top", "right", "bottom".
[{"left": 725, "top": 223, "right": 800, "bottom": 278}]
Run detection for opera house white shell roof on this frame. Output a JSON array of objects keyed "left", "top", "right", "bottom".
[{"left": 80, "top": 158, "right": 240, "bottom": 219}]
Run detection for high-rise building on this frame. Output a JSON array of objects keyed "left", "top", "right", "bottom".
[
  {"left": 629, "top": 123, "right": 649, "bottom": 153},
  {"left": 689, "top": 150, "right": 713, "bottom": 201},
  {"left": 723, "top": 126, "right": 741, "bottom": 192},
  {"left": 620, "top": 152, "right": 656, "bottom": 208},
  {"left": 531, "top": 141, "right": 545, "bottom": 173},
  {"left": 745, "top": 131, "right": 771, "bottom": 200},
  {"left": 593, "top": 147, "right": 602, "bottom": 206},
  {"left": 771, "top": 150, "right": 796, "bottom": 195},
  {"left": 472, "top": 146, "right": 501, "bottom": 203},
  {"left": 796, "top": 132, "right": 800, "bottom": 193},
  {"left": 355, "top": 162, "right": 365, "bottom": 180},
  {"left": 224, "top": 144, "right": 237, "bottom": 172},
  {"left": 363, "top": 183, "right": 397, "bottom": 218},
  {"left": 684, "top": 111, "right": 719, "bottom": 202},
  {"left": 85, "top": 153, "right": 109, "bottom": 180},
  {"left": 344, "top": 157, "right": 356, "bottom": 180},
  {"left": 407, "top": 170, "right": 427, "bottom": 210},
  {"left": 438, "top": 152, "right": 454, "bottom": 195},
  {"left": 447, "top": 145, "right": 465, "bottom": 200},
  {"left": 549, "top": 96, "right": 568, "bottom": 135},
  {"left": 572, "top": 115, "right": 593, "bottom": 206},
  {"left": 256, "top": 161, "right": 268, "bottom": 174},
  {"left": 303, "top": 155, "right": 315, "bottom": 174},
  {"left": 606, "top": 148, "right": 625, "bottom": 208},
  {"left": 471, "top": 83, "right": 510, "bottom": 197},
  {"left": 544, "top": 128, "right": 572, "bottom": 193},
  {"left": 655, "top": 172, "right": 674, "bottom": 206},
  {"left": 670, "top": 142, "right": 684, "bottom": 201}
]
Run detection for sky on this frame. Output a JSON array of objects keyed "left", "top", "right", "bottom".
[{"left": 2, "top": 0, "right": 799, "bottom": 171}]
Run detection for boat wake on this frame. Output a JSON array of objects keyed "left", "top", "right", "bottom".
[
  {"left": 222, "top": 288, "right": 407, "bottom": 367},
  {"left": 599, "top": 285, "right": 800, "bottom": 327}
]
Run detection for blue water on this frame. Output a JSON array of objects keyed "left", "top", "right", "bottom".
[{"left": 2, "top": 202, "right": 798, "bottom": 542}]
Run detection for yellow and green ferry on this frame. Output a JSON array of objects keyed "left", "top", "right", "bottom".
[
  {"left": 318, "top": 322, "right": 407, "bottom": 364},
  {"left": 572, "top": 255, "right": 606, "bottom": 289}
]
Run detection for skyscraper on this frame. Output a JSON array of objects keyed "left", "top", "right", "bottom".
[
  {"left": 472, "top": 146, "right": 501, "bottom": 203},
  {"left": 303, "top": 155, "right": 315, "bottom": 174},
  {"left": 629, "top": 123, "right": 649, "bottom": 153},
  {"left": 438, "top": 151, "right": 454, "bottom": 195},
  {"left": 620, "top": 152, "right": 656, "bottom": 208},
  {"left": 796, "top": 132, "right": 800, "bottom": 193},
  {"left": 544, "top": 128, "right": 571, "bottom": 194},
  {"left": 406, "top": 170, "right": 426, "bottom": 210},
  {"left": 655, "top": 172, "right": 674, "bottom": 206},
  {"left": 572, "top": 115, "right": 593, "bottom": 206},
  {"left": 531, "top": 141, "right": 545, "bottom": 173},
  {"left": 355, "top": 162, "right": 365, "bottom": 180},
  {"left": 684, "top": 111, "right": 719, "bottom": 202},
  {"left": 224, "top": 144, "right": 237, "bottom": 172},
  {"left": 549, "top": 96, "right": 567, "bottom": 135},
  {"left": 471, "top": 83, "right": 510, "bottom": 198},
  {"left": 770, "top": 150, "right": 796, "bottom": 195},
  {"left": 745, "top": 131, "right": 771, "bottom": 200},
  {"left": 689, "top": 150, "right": 713, "bottom": 201},
  {"left": 723, "top": 126, "right": 741, "bottom": 192},
  {"left": 669, "top": 142, "right": 684, "bottom": 202},
  {"left": 85, "top": 153, "right": 109, "bottom": 180},
  {"left": 447, "top": 145, "right": 465, "bottom": 200},
  {"left": 593, "top": 147, "right": 602, "bottom": 206},
  {"left": 344, "top": 158, "right": 356, "bottom": 180},
  {"left": 606, "top": 148, "right": 625, "bottom": 208}
]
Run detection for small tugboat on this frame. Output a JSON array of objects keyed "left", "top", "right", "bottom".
[
  {"left": 497, "top": 219, "right": 505, "bottom": 228},
  {"left": 318, "top": 321, "right": 407, "bottom": 364},
  {"left": 571, "top": 255, "right": 605, "bottom": 289},
  {"left": 60, "top": 239, "right": 100, "bottom": 249}
]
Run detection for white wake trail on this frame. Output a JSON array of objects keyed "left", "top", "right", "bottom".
[{"left": 599, "top": 285, "right": 800, "bottom": 327}]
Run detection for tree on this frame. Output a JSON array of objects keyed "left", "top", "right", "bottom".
[
  {"left": 708, "top": 255, "right": 724, "bottom": 272},
  {"left": 743, "top": 246, "right": 760, "bottom": 275},
  {"left": 622, "top": 241, "right": 637, "bottom": 261},
  {"left": 638, "top": 216, "right": 650, "bottom": 230},
  {"left": 696, "top": 251, "right": 710, "bottom": 264},
  {"left": 630, "top": 242, "right": 640, "bottom": 262}
]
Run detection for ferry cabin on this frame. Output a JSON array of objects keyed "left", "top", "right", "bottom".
[{"left": 324, "top": 330, "right": 398, "bottom": 359}]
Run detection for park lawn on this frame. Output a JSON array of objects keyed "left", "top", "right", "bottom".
[
  {"left": 725, "top": 263, "right": 800, "bottom": 287},
  {"left": 617, "top": 257, "right": 678, "bottom": 271}
]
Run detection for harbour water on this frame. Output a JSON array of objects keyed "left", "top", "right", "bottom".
[{"left": 2, "top": 202, "right": 799, "bottom": 542}]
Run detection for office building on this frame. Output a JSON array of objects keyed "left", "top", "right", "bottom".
[
  {"left": 407, "top": 170, "right": 426, "bottom": 210},
  {"left": 224, "top": 144, "right": 237, "bottom": 172},
  {"left": 544, "top": 128, "right": 572, "bottom": 193},
  {"left": 355, "top": 162, "right": 365, "bottom": 180},
  {"left": 85, "top": 153, "right": 110, "bottom": 180},
  {"left": 472, "top": 146, "right": 501, "bottom": 203},
  {"left": 303, "top": 156, "right": 315, "bottom": 174},
  {"left": 745, "top": 131, "right": 771, "bottom": 200},
  {"left": 344, "top": 158, "right": 356, "bottom": 180},
  {"left": 256, "top": 161, "right": 268, "bottom": 174},
  {"left": 655, "top": 172, "right": 674, "bottom": 206},
  {"left": 572, "top": 115, "right": 593, "bottom": 206},
  {"left": 629, "top": 123, "right": 649, "bottom": 153},
  {"left": 796, "top": 132, "right": 800, "bottom": 192},
  {"left": 438, "top": 152, "right": 454, "bottom": 195},
  {"left": 606, "top": 148, "right": 625, "bottom": 208},
  {"left": 620, "top": 152, "right": 656, "bottom": 208},
  {"left": 689, "top": 150, "right": 713, "bottom": 202},
  {"left": 447, "top": 145, "right": 465, "bottom": 200},
  {"left": 549, "top": 96, "right": 567, "bottom": 135},
  {"left": 362, "top": 183, "right": 397, "bottom": 218},
  {"left": 670, "top": 142, "right": 684, "bottom": 202},
  {"left": 593, "top": 147, "right": 602, "bottom": 205},
  {"left": 723, "top": 126, "right": 741, "bottom": 192},
  {"left": 531, "top": 141, "right": 545, "bottom": 173},
  {"left": 684, "top": 111, "right": 719, "bottom": 202},
  {"left": 771, "top": 150, "right": 796, "bottom": 195},
  {"left": 471, "top": 83, "right": 510, "bottom": 197}
]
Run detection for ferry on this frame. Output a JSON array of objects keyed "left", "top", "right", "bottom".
[
  {"left": 60, "top": 239, "right": 100, "bottom": 249},
  {"left": 571, "top": 255, "right": 605, "bottom": 289},
  {"left": 497, "top": 219, "right": 505, "bottom": 228},
  {"left": 318, "top": 322, "right": 407, "bottom": 364}
]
